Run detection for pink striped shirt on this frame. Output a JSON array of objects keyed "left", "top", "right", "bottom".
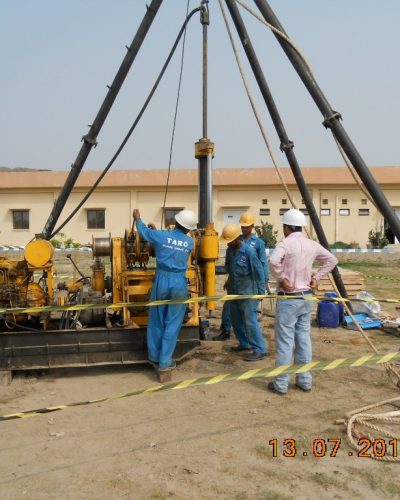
[{"left": 269, "top": 232, "right": 338, "bottom": 293}]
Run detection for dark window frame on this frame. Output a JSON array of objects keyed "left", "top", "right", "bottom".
[
  {"left": 87, "top": 209, "right": 105, "bottom": 230},
  {"left": 12, "top": 209, "right": 30, "bottom": 230},
  {"left": 163, "top": 207, "right": 184, "bottom": 228}
]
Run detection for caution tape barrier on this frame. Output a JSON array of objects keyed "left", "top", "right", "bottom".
[
  {"left": 365, "top": 275, "right": 400, "bottom": 282},
  {"left": 1, "top": 293, "right": 400, "bottom": 317},
  {"left": 0, "top": 351, "right": 399, "bottom": 422}
]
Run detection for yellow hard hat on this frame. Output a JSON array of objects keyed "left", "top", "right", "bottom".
[
  {"left": 220, "top": 223, "right": 242, "bottom": 244},
  {"left": 239, "top": 212, "right": 255, "bottom": 227}
]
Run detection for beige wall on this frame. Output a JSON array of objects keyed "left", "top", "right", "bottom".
[
  {"left": 0, "top": 191, "right": 55, "bottom": 244},
  {"left": 1, "top": 185, "right": 399, "bottom": 247}
]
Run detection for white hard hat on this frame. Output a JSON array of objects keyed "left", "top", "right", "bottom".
[
  {"left": 174, "top": 209, "right": 197, "bottom": 230},
  {"left": 282, "top": 208, "right": 307, "bottom": 227}
]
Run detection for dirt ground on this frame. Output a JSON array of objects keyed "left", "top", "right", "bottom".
[{"left": 1, "top": 252, "right": 400, "bottom": 499}]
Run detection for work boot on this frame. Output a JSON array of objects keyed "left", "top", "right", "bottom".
[
  {"left": 244, "top": 351, "right": 268, "bottom": 361},
  {"left": 229, "top": 345, "right": 251, "bottom": 352},
  {"left": 212, "top": 330, "right": 231, "bottom": 341},
  {"left": 157, "top": 361, "right": 176, "bottom": 383}
]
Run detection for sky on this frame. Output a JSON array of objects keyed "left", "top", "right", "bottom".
[{"left": 1, "top": 0, "right": 400, "bottom": 172}]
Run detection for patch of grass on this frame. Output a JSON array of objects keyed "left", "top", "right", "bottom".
[
  {"left": 321, "top": 426, "right": 343, "bottom": 436},
  {"left": 384, "top": 481, "right": 400, "bottom": 496},
  {"left": 310, "top": 472, "right": 350, "bottom": 491},
  {"left": 108, "top": 475, "right": 132, "bottom": 491},
  {"left": 148, "top": 492, "right": 174, "bottom": 500},
  {"left": 258, "top": 492, "right": 291, "bottom": 500},
  {"left": 261, "top": 468, "right": 280, "bottom": 479},
  {"left": 349, "top": 469, "right": 382, "bottom": 491},
  {"left": 339, "top": 261, "right": 387, "bottom": 270},
  {"left": 255, "top": 444, "right": 273, "bottom": 458},
  {"left": 233, "top": 493, "right": 247, "bottom": 500}
]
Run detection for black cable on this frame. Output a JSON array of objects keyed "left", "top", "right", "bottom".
[
  {"left": 5, "top": 321, "right": 42, "bottom": 333},
  {"left": 50, "top": 5, "right": 201, "bottom": 239},
  {"left": 161, "top": 0, "right": 191, "bottom": 229}
]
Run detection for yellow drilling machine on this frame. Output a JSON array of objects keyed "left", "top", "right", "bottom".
[
  {"left": 2, "top": 0, "right": 400, "bottom": 378},
  {"left": 0, "top": 1, "right": 219, "bottom": 376}
]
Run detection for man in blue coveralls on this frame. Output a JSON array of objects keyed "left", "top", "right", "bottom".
[
  {"left": 213, "top": 212, "right": 269, "bottom": 341},
  {"left": 220, "top": 222, "right": 268, "bottom": 361},
  {"left": 132, "top": 208, "right": 197, "bottom": 375}
]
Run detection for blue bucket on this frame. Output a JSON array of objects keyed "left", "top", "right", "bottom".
[
  {"left": 324, "top": 292, "right": 344, "bottom": 322},
  {"left": 317, "top": 301, "right": 340, "bottom": 328}
]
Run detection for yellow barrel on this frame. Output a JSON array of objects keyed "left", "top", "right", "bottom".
[{"left": 24, "top": 239, "right": 54, "bottom": 267}]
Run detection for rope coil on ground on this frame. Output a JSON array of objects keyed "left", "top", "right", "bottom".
[{"left": 342, "top": 398, "right": 400, "bottom": 462}]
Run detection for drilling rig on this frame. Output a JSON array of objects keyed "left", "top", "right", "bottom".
[
  {"left": 0, "top": 0, "right": 219, "bottom": 374},
  {"left": 2, "top": 0, "right": 400, "bottom": 377}
]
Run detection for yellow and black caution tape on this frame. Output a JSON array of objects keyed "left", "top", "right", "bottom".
[
  {"left": 365, "top": 275, "right": 400, "bottom": 282},
  {"left": 1, "top": 351, "right": 399, "bottom": 422},
  {"left": 1, "top": 293, "right": 400, "bottom": 318}
]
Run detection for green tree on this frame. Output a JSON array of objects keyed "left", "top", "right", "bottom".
[
  {"left": 368, "top": 229, "right": 388, "bottom": 249},
  {"left": 255, "top": 220, "right": 278, "bottom": 248}
]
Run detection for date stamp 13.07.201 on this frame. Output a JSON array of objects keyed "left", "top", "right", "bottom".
[{"left": 268, "top": 438, "right": 398, "bottom": 459}]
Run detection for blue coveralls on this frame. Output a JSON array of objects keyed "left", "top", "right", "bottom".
[
  {"left": 221, "top": 234, "right": 269, "bottom": 332},
  {"left": 136, "top": 219, "right": 193, "bottom": 369},
  {"left": 226, "top": 243, "right": 267, "bottom": 354}
]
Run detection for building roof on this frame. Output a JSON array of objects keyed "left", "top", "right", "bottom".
[{"left": 0, "top": 166, "right": 399, "bottom": 189}]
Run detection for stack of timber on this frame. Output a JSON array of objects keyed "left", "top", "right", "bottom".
[{"left": 315, "top": 267, "right": 365, "bottom": 296}]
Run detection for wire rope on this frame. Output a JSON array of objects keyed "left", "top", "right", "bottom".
[
  {"left": 161, "top": 0, "right": 191, "bottom": 229},
  {"left": 50, "top": 5, "right": 201, "bottom": 239}
]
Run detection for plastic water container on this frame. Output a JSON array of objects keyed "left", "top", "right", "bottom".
[
  {"left": 324, "top": 292, "right": 344, "bottom": 322},
  {"left": 317, "top": 300, "right": 340, "bottom": 328}
]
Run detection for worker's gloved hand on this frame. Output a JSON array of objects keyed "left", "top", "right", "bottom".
[
  {"left": 309, "top": 276, "right": 317, "bottom": 289},
  {"left": 265, "top": 282, "right": 271, "bottom": 295}
]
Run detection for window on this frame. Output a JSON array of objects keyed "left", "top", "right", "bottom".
[
  {"left": 341, "top": 199, "right": 348, "bottom": 205},
  {"left": 262, "top": 199, "right": 268, "bottom": 205},
  {"left": 87, "top": 209, "right": 105, "bottom": 229},
  {"left": 279, "top": 208, "right": 289, "bottom": 216},
  {"left": 259, "top": 208, "right": 270, "bottom": 216},
  {"left": 163, "top": 207, "right": 183, "bottom": 228},
  {"left": 322, "top": 199, "right": 329, "bottom": 205},
  {"left": 321, "top": 208, "right": 331, "bottom": 216},
  {"left": 12, "top": 210, "right": 29, "bottom": 229},
  {"left": 339, "top": 209, "right": 350, "bottom": 216},
  {"left": 361, "top": 199, "right": 367, "bottom": 205},
  {"left": 281, "top": 199, "right": 287, "bottom": 205},
  {"left": 299, "top": 209, "right": 309, "bottom": 216},
  {"left": 358, "top": 209, "right": 369, "bottom": 216}
]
